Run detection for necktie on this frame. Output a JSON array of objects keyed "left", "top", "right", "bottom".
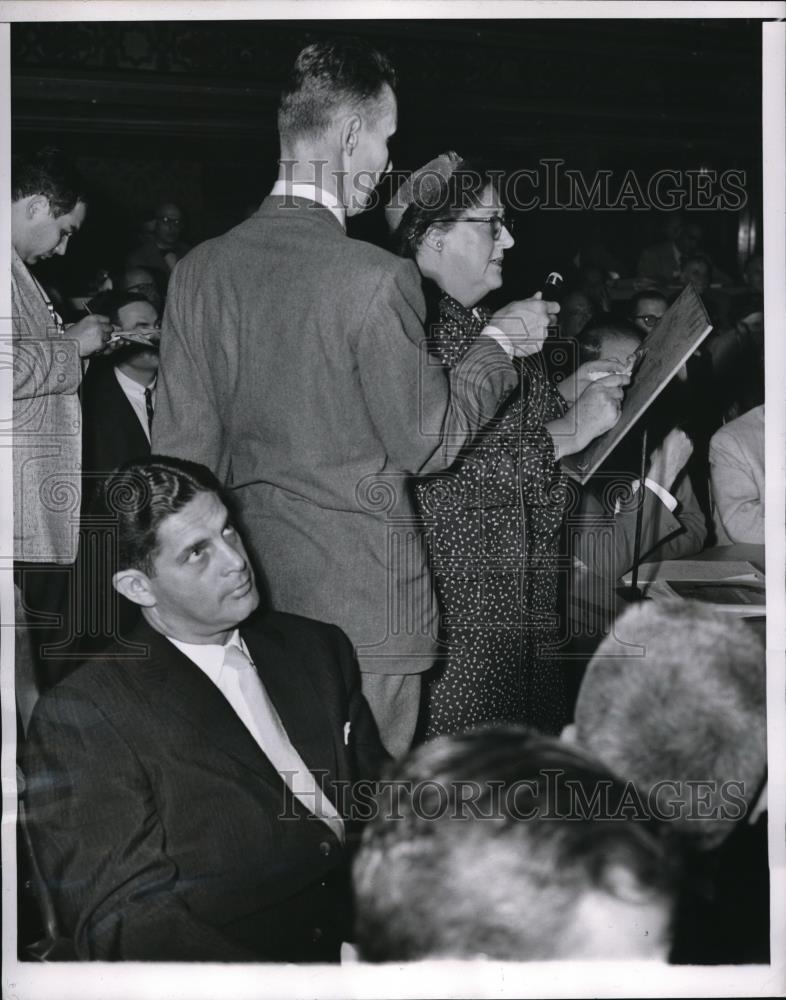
[
  {"left": 222, "top": 643, "right": 345, "bottom": 844},
  {"left": 144, "top": 387, "right": 154, "bottom": 433}
]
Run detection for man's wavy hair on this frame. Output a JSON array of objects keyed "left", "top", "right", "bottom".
[
  {"left": 100, "top": 456, "right": 228, "bottom": 576},
  {"left": 11, "top": 147, "right": 87, "bottom": 217},
  {"left": 278, "top": 38, "right": 396, "bottom": 144}
]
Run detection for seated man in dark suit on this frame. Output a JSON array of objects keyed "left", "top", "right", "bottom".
[
  {"left": 70, "top": 291, "right": 161, "bottom": 664},
  {"left": 24, "top": 455, "right": 389, "bottom": 963},
  {"left": 80, "top": 289, "right": 160, "bottom": 512}
]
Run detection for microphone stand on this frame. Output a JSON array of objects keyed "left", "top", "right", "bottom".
[{"left": 617, "top": 426, "right": 648, "bottom": 602}]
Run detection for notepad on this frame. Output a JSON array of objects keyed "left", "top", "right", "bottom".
[{"left": 621, "top": 560, "right": 762, "bottom": 586}]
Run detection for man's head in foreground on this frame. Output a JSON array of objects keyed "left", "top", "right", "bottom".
[
  {"left": 353, "top": 726, "right": 678, "bottom": 962},
  {"left": 106, "top": 456, "right": 260, "bottom": 644},
  {"left": 570, "top": 600, "right": 766, "bottom": 851}
]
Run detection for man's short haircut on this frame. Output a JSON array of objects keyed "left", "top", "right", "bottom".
[
  {"left": 278, "top": 38, "right": 396, "bottom": 143},
  {"left": 578, "top": 317, "right": 645, "bottom": 365},
  {"left": 353, "top": 726, "right": 678, "bottom": 962},
  {"left": 101, "top": 456, "right": 227, "bottom": 576},
  {"left": 87, "top": 290, "right": 154, "bottom": 326},
  {"left": 574, "top": 601, "right": 766, "bottom": 849},
  {"left": 11, "top": 147, "right": 87, "bottom": 217},
  {"left": 628, "top": 289, "right": 668, "bottom": 314}
]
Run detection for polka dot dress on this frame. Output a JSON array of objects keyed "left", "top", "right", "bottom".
[{"left": 416, "top": 294, "right": 569, "bottom": 738}]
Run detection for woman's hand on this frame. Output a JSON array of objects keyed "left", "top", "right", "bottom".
[
  {"left": 486, "top": 293, "right": 560, "bottom": 357},
  {"left": 558, "top": 359, "right": 633, "bottom": 405},
  {"left": 546, "top": 374, "right": 627, "bottom": 459}
]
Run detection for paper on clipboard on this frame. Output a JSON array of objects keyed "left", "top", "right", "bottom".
[{"left": 561, "top": 284, "right": 713, "bottom": 485}]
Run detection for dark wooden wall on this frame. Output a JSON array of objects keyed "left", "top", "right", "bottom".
[{"left": 12, "top": 18, "right": 763, "bottom": 290}]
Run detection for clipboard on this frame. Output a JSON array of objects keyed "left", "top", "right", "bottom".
[{"left": 561, "top": 284, "right": 713, "bottom": 485}]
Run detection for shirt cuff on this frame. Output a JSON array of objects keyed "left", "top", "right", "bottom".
[
  {"left": 480, "top": 324, "right": 516, "bottom": 358},
  {"left": 633, "top": 477, "right": 678, "bottom": 512},
  {"left": 613, "top": 478, "right": 678, "bottom": 515}
]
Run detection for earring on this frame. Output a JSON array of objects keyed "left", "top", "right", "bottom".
[{"left": 436, "top": 240, "right": 443, "bottom": 250}]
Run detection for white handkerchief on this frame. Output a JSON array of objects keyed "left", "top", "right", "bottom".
[{"left": 343, "top": 721, "right": 351, "bottom": 746}]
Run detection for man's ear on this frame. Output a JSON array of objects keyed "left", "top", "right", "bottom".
[
  {"left": 27, "top": 194, "right": 52, "bottom": 220},
  {"left": 560, "top": 722, "right": 577, "bottom": 744},
  {"left": 112, "top": 568, "right": 157, "bottom": 608},
  {"left": 340, "top": 113, "right": 361, "bottom": 155}
]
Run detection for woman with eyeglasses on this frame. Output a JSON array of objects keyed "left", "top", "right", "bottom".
[{"left": 386, "top": 153, "right": 628, "bottom": 738}]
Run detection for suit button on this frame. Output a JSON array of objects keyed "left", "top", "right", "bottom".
[
  {"left": 312, "top": 927, "right": 323, "bottom": 942},
  {"left": 319, "top": 841, "right": 331, "bottom": 856}
]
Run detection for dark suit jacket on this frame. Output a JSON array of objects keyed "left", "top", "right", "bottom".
[
  {"left": 80, "top": 359, "right": 150, "bottom": 511},
  {"left": 570, "top": 472, "right": 707, "bottom": 580},
  {"left": 24, "top": 611, "right": 388, "bottom": 963}
]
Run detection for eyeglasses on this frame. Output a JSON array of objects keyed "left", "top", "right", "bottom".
[
  {"left": 157, "top": 216, "right": 182, "bottom": 226},
  {"left": 632, "top": 314, "right": 663, "bottom": 328},
  {"left": 433, "top": 215, "right": 513, "bottom": 240}
]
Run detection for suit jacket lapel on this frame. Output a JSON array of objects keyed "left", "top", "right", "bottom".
[
  {"left": 12, "top": 249, "right": 53, "bottom": 336},
  {"left": 134, "top": 620, "right": 284, "bottom": 787},
  {"left": 241, "top": 621, "right": 341, "bottom": 792},
  {"left": 106, "top": 371, "right": 151, "bottom": 455}
]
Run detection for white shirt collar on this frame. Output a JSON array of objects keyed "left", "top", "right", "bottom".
[
  {"left": 167, "top": 628, "right": 251, "bottom": 685},
  {"left": 269, "top": 180, "right": 346, "bottom": 229},
  {"left": 114, "top": 367, "right": 156, "bottom": 397}
]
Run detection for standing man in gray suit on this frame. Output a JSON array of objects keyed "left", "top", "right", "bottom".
[{"left": 153, "top": 39, "right": 555, "bottom": 756}]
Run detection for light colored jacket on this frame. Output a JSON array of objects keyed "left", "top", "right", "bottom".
[
  {"left": 12, "top": 249, "right": 83, "bottom": 562},
  {"left": 710, "top": 404, "right": 765, "bottom": 544}
]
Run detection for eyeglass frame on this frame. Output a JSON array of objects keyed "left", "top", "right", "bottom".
[
  {"left": 127, "top": 281, "right": 159, "bottom": 295},
  {"left": 631, "top": 313, "right": 663, "bottom": 328},
  {"left": 431, "top": 215, "right": 514, "bottom": 240}
]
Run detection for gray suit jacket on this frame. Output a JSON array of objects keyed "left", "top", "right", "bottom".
[
  {"left": 12, "top": 249, "right": 83, "bottom": 562},
  {"left": 153, "top": 198, "right": 516, "bottom": 674}
]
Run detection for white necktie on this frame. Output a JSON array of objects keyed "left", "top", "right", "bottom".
[{"left": 222, "top": 643, "right": 345, "bottom": 844}]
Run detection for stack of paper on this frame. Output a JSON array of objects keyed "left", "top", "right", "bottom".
[{"left": 622, "top": 560, "right": 766, "bottom": 616}]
